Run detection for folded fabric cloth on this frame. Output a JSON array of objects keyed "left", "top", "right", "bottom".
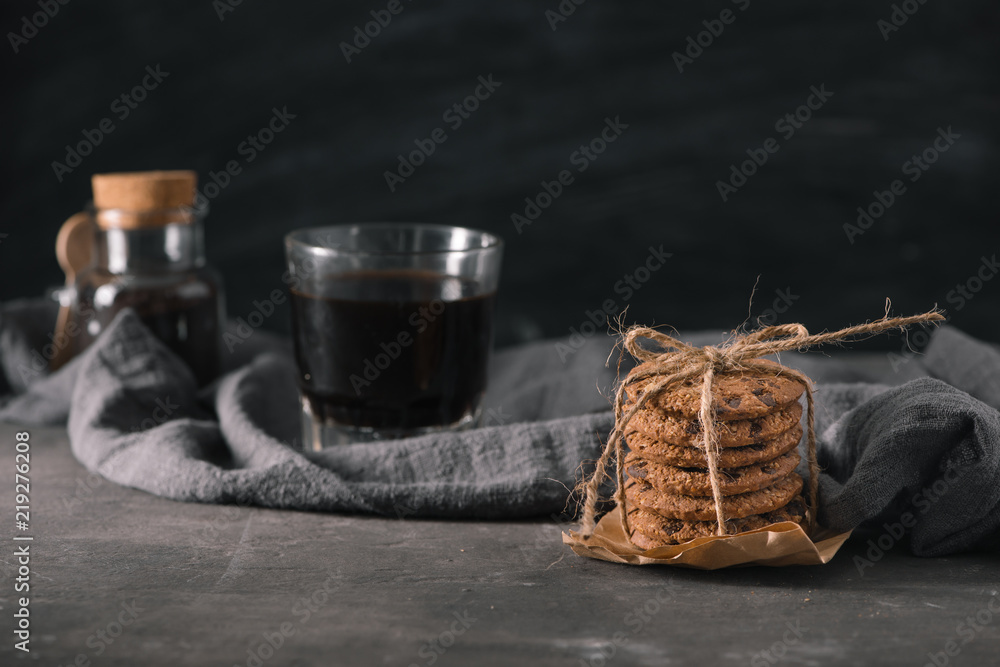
[
  {"left": 1, "top": 300, "right": 998, "bottom": 556},
  {"left": 814, "top": 328, "right": 1000, "bottom": 556},
  {"left": 2, "top": 303, "right": 620, "bottom": 519}
]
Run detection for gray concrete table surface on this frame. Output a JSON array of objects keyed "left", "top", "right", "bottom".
[{"left": 2, "top": 422, "right": 998, "bottom": 667}]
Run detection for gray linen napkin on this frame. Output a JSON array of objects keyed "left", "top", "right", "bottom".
[{"left": 1, "top": 301, "right": 998, "bottom": 555}]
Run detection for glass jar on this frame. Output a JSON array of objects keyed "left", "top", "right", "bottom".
[
  {"left": 58, "top": 171, "right": 226, "bottom": 386},
  {"left": 69, "top": 205, "right": 225, "bottom": 386}
]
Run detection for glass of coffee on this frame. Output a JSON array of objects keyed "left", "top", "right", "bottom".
[{"left": 285, "top": 223, "right": 503, "bottom": 449}]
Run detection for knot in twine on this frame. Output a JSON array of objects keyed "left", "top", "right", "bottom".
[{"left": 579, "top": 308, "right": 945, "bottom": 542}]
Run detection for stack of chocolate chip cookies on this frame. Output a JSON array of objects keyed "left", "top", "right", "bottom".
[{"left": 622, "top": 359, "right": 808, "bottom": 548}]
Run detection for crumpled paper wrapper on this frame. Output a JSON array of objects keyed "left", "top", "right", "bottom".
[{"left": 563, "top": 506, "right": 851, "bottom": 569}]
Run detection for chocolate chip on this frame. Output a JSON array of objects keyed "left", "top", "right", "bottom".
[
  {"left": 761, "top": 466, "right": 775, "bottom": 474},
  {"left": 726, "top": 397, "right": 742, "bottom": 409},
  {"left": 627, "top": 465, "right": 647, "bottom": 480},
  {"left": 758, "top": 393, "right": 777, "bottom": 407},
  {"left": 749, "top": 422, "right": 763, "bottom": 437},
  {"left": 685, "top": 421, "right": 701, "bottom": 435},
  {"left": 752, "top": 387, "right": 766, "bottom": 396}
]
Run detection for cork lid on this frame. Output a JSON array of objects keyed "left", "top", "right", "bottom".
[{"left": 91, "top": 170, "right": 198, "bottom": 229}]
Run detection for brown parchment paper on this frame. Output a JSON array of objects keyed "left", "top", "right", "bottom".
[{"left": 563, "top": 506, "right": 851, "bottom": 569}]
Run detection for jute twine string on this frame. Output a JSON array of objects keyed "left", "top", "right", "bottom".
[{"left": 579, "top": 308, "right": 945, "bottom": 541}]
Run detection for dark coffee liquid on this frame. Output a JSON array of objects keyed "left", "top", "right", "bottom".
[
  {"left": 291, "top": 271, "right": 494, "bottom": 430},
  {"left": 75, "top": 274, "right": 222, "bottom": 387}
]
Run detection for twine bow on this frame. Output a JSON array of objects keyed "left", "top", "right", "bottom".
[{"left": 579, "top": 308, "right": 945, "bottom": 541}]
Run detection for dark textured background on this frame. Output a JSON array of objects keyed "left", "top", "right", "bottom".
[{"left": 3, "top": 0, "right": 998, "bottom": 348}]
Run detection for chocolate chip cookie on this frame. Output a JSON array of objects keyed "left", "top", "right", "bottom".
[
  {"left": 624, "top": 448, "right": 800, "bottom": 497},
  {"left": 626, "top": 422, "right": 802, "bottom": 469},
  {"left": 625, "top": 358, "right": 805, "bottom": 421},
  {"left": 626, "top": 400, "right": 802, "bottom": 448},
  {"left": 624, "top": 473, "right": 803, "bottom": 521},
  {"left": 627, "top": 496, "right": 807, "bottom": 548}
]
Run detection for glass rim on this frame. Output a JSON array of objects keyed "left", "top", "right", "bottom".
[{"left": 285, "top": 222, "right": 503, "bottom": 258}]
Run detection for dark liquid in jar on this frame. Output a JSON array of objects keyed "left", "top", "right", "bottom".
[
  {"left": 75, "top": 277, "right": 222, "bottom": 386},
  {"left": 291, "top": 270, "right": 494, "bottom": 430}
]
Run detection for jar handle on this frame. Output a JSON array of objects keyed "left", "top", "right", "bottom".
[{"left": 50, "top": 212, "right": 93, "bottom": 372}]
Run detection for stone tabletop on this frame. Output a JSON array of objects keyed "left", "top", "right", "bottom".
[{"left": 2, "top": 422, "right": 998, "bottom": 666}]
